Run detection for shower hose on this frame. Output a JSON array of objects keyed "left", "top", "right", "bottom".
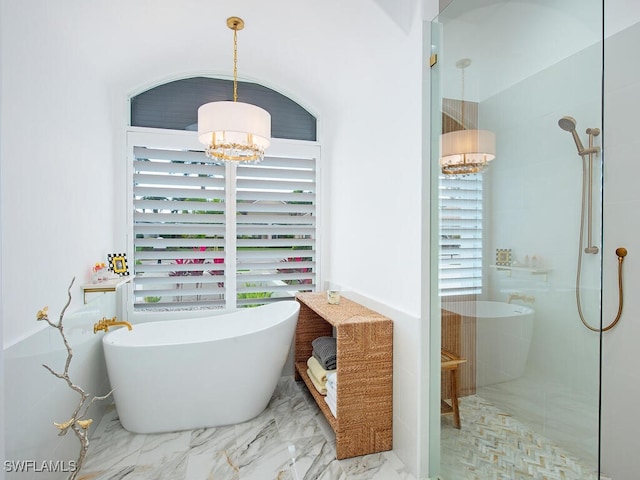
[{"left": 575, "top": 155, "right": 627, "bottom": 332}]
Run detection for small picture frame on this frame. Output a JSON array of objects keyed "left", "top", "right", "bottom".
[
  {"left": 496, "top": 249, "right": 512, "bottom": 266},
  {"left": 108, "top": 253, "right": 129, "bottom": 276}
]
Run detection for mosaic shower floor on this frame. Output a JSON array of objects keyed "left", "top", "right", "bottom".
[
  {"left": 440, "top": 395, "right": 599, "bottom": 480},
  {"left": 78, "top": 376, "right": 415, "bottom": 480}
]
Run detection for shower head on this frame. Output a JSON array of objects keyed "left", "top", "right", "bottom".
[
  {"left": 558, "top": 116, "right": 586, "bottom": 155},
  {"left": 558, "top": 116, "right": 577, "bottom": 132}
]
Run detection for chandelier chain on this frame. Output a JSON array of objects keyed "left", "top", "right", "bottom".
[
  {"left": 460, "top": 66, "right": 465, "bottom": 129},
  {"left": 233, "top": 28, "right": 238, "bottom": 102}
]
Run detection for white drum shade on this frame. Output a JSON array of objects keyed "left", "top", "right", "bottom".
[
  {"left": 440, "top": 129, "right": 496, "bottom": 168},
  {"left": 198, "top": 100, "right": 271, "bottom": 151}
]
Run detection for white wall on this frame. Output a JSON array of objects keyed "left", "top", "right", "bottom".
[
  {"left": 480, "top": 8, "right": 640, "bottom": 478},
  {"left": 479, "top": 6, "right": 640, "bottom": 478},
  {"left": 2, "top": 2, "right": 116, "bottom": 473},
  {"left": 475, "top": 42, "right": 602, "bottom": 465},
  {"left": 1, "top": 1, "right": 116, "bottom": 347},
  {"left": 1, "top": 0, "right": 427, "bottom": 477},
  {"left": 600, "top": 19, "right": 640, "bottom": 480},
  {"left": 483, "top": 41, "right": 602, "bottom": 390}
]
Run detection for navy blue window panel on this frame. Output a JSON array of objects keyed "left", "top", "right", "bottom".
[{"left": 130, "top": 77, "right": 317, "bottom": 142}]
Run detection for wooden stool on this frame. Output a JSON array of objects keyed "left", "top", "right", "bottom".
[{"left": 441, "top": 348, "right": 466, "bottom": 429}]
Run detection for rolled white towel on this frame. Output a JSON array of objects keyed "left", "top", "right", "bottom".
[
  {"left": 326, "top": 387, "right": 337, "bottom": 405},
  {"left": 325, "top": 380, "right": 337, "bottom": 418},
  {"left": 326, "top": 372, "right": 337, "bottom": 389},
  {"left": 324, "top": 394, "right": 337, "bottom": 418}
]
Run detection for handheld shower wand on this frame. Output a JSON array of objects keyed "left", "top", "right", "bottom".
[
  {"left": 558, "top": 116, "right": 600, "bottom": 254},
  {"left": 558, "top": 116, "right": 600, "bottom": 157},
  {"left": 559, "top": 115, "right": 628, "bottom": 332},
  {"left": 558, "top": 116, "right": 586, "bottom": 154}
]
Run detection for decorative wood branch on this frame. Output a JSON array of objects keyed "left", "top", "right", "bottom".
[{"left": 37, "top": 277, "right": 112, "bottom": 480}]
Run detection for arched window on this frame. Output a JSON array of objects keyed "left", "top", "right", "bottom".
[{"left": 127, "top": 77, "right": 319, "bottom": 313}]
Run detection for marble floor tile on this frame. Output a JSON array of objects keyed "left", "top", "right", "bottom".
[
  {"left": 273, "top": 434, "right": 337, "bottom": 480},
  {"left": 338, "top": 452, "right": 416, "bottom": 480},
  {"left": 80, "top": 376, "right": 402, "bottom": 480},
  {"left": 189, "top": 425, "right": 237, "bottom": 456},
  {"left": 273, "top": 392, "right": 324, "bottom": 440},
  {"left": 81, "top": 422, "right": 146, "bottom": 472},
  {"left": 79, "top": 375, "right": 592, "bottom": 480},
  {"left": 90, "top": 405, "right": 119, "bottom": 440},
  {"left": 185, "top": 451, "right": 240, "bottom": 480},
  {"left": 136, "top": 430, "right": 191, "bottom": 465},
  {"left": 312, "top": 461, "right": 349, "bottom": 480},
  {"left": 134, "top": 452, "right": 188, "bottom": 480}
]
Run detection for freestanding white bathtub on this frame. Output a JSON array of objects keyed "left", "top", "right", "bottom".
[
  {"left": 442, "top": 300, "right": 534, "bottom": 387},
  {"left": 102, "top": 301, "right": 300, "bottom": 434}
]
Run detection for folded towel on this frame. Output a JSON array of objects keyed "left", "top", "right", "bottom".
[
  {"left": 313, "top": 351, "right": 336, "bottom": 371},
  {"left": 307, "top": 356, "right": 335, "bottom": 384},
  {"left": 306, "top": 368, "right": 327, "bottom": 395},
  {"left": 312, "top": 336, "right": 337, "bottom": 370},
  {"left": 324, "top": 395, "right": 337, "bottom": 418}
]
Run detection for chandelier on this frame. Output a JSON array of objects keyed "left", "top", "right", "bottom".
[
  {"left": 440, "top": 58, "right": 495, "bottom": 175},
  {"left": 197, "top": 17, "right": 271, "bottom": 163}
]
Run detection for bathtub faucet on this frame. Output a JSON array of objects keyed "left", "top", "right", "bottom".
[
  {"left": 507, "top": 293, "right": 535, "bottom": 304},
  {"left": 93, "top": 317, "right": 133, "bottom": 334}
]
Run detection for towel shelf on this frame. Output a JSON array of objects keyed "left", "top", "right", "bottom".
[
  {"left": 81, "top": 276, "right": 133, "bottom": 304},
  {"left": 295, "top": 364, "right": 338, "bottom": 431},
  {"left": 489, "top": 264, "right": 550, "bottom": 281},
  {"left": 295, "top": 292, "right": 393, "bottom": 459}
]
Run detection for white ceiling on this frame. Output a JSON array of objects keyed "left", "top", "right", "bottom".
[
  {"left": 434, "top": 0, "right": 604, "bottom": 101},
  {"left": 428, "top": 0, "right": 640, "bottom": 103}
]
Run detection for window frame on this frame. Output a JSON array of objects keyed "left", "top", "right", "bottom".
[{"left": 124, "top": 127, "right": 321, "bottom": 317}]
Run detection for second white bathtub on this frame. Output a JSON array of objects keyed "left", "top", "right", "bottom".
[{"left": 442, "top": 300, "right": 534, "bottom": 387}]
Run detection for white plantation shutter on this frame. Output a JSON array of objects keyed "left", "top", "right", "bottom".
[
  {"left": 235, "top": 156, "right": 316, "bottom": 306},
  {"left": 439, "top": 173, "right": 483, "bottom": 296},
  {"left": 132, "top": 145, "right": 227, "bottom": 309},
  {"left": 128, "top": 130, "right": 319, "bottom": 311}
]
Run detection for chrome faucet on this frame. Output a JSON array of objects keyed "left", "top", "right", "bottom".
[
  {"left": 93, "top": 317, "right": 133, "bottom": 334},
  {"left": 507, "top": 293, "right": 535, "bottom": 304}
]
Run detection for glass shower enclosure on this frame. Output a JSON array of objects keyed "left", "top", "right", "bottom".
[{"left": 429, "top": 1, "right": 604, "bottom": 478}]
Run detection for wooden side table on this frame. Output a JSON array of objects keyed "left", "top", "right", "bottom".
[{"left": 295, "top": 292, "right": 393, "bottom": 459}]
